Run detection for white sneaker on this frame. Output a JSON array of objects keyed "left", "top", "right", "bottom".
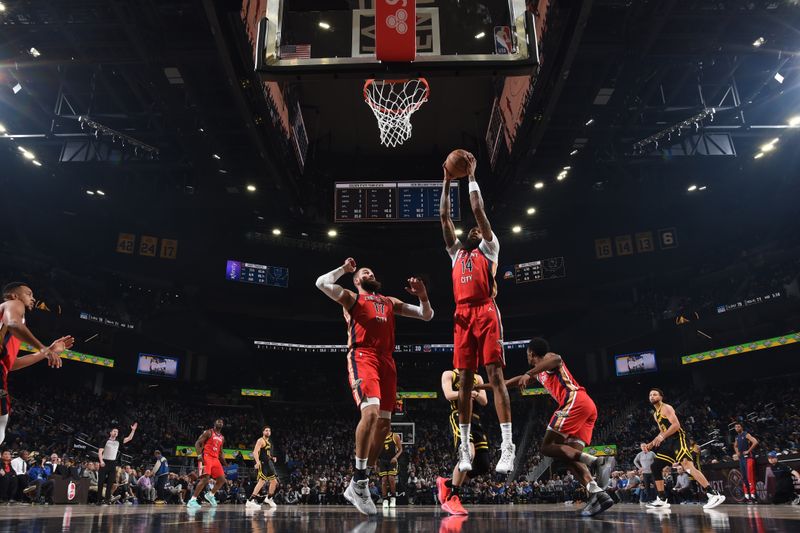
[
  {"left": 382, "top": 499, "right": 389, "bottom": 508},
  {"left": 266, "top": 496, "right": 277, "bottom": 509},
  {"left": 495, "top": 442, "right": 516, "bottom": 474},
  {"left": 245, "top": 499, "right": 261, "bottom": 510},
  {"left": 703, "top": 493, "right": 725, "bottom": 509},
  {"left": 646, "top": 496, "right": 671, "bottom": 509},
  {"left": 457, "top": 446, "right": 472, "bottom": 473},
  {"left": 344, "top": 478, "right": 376, "bottom": 515},
  {"left": 389, "top": 496, "right": 396, "bottom": 508}
]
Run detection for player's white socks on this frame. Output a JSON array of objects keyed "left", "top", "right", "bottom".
[
  {"left": 355, "top": 457, "right": 368, "bottom": 470},
  {"left": 579, "top": 452, "right": 597, "bottom": 465},
  {"left": 459, "top": 424, "right": 471, "bottom": 449},
  {"left": 586, "top": 480, "right": 603, "bottom": 494},
  {"left": 500, "top": 423, "right": 512, "bottom": 445}
]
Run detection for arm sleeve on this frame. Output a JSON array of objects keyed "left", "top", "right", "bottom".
[
  {"left": 478, "top": 232, "right": 499, "bottom": 262},
  {"left": 446, "top": 239, "right": 463, "bottom": 267},
  {"left": 315, "top": 266, "right": 347, "bottom": 301},
  {"left": 398, "top": 300, "right": 434, "bottom": 321}
]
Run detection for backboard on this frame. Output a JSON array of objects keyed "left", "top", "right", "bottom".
[{"left": 255, "top": 0, "right": 538, "bottom": 79}]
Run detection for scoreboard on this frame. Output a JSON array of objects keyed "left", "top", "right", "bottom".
[
  {"left": 335, "top": 181, "right": 460, "bottom": 222},
  {"left": 508, "top": 257, "right": 566, "bottom": 284},
  {"left": 225, "top": 260, "right": 289, "bottom": 288}
]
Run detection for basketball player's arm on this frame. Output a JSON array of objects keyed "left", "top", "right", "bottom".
[
  {"left": 3, "top": 300, "right": 63, "bottom": 366},
  {"left": 441, "top": 371, "right": 458, "bottom": 401},
  {"left": 219, "top": 439, "right": 227, "bottom": 467},
  {"left": 123, "top": 422, "right": 138, "bottom": 444},
  {"left": 315, "top": 258, "right": 357, "bottom": 309},
  {"left": 391, "top": 278, "right": 433, "bottom": 321},
  {"left": 745, "top": 433, "right": 758, "bottom": 455},
  {"left": 391, "top": 434, "right": 402, "bottom": 464},
  {"left": 649, "top": 405, "right": 681, "bottom": 448},
  {"left": 465, "top": 156, "right": 493, "bottom": 242},
  {"left": 253, "top": 439, "right": 263, "bottom": 468},
  {"left": 440, "top": 168, "right": 457, "bottom": 248},
  {"left": 732, "top": 439, "right": 739, "bottom": 458},
  {"left": 11, "top": 336, "right": 73, "bottom": 371},
  {"left": 195, "top": 430, "right": 210, "bottom": 460},
  {"left": 474, "top": 374, "right": 489, "bottom": 406}
]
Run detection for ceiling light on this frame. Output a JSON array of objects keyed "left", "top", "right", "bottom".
[
  {"left": 272, "top": 228, "right": 281, "bottom": 235},
  {"left": 86, "top": 190, "right": 95, "bottom": 195},
  {"left": 526, "top": 207, "right": 536, "bottom": 215},
  {"left": 0, "top": 3, "right": 6, "bottom": 12},
  {"left": 218, "top": 169, "right": 227, "bottom": 174},
  {"left": 562, "top": 166, "right": 571, "bottom": 170},
  {"left": 512, "top": 225, "right": 522, "bottom": 233},
  {"left": 327, "top": 229, "right": 338, "bottom": 237},
  {"left": 699, "top": 186, "right": 707, "bottom": 191},
  {"left": 584, "top": 118, "right": 594, "bottom": 126},
  {"left": 754, "top": 152, "right": 764, "bottom": 159},
  {"left": 570, "top": 149, "right": 578, "bottom": 156},
  {"left": 687, "top": 185, "right": 697, "bottom": 192},
  {"left": 774, "top": 72, "right": 784, "bottom": 84},
  {"left": 318, "top": 21, "right": 331, "bottom": 30},
  {"left": 768, "top": 137, "right": 779, "bottom": 145},
  {"left": 788, "top": 116, "right": 800, "bottom": 127},
  {"left": 198, "top": 128, "right": 205, "bottom": 133},
  {"left": 29, "top": 47, "right": 41, "bottom": 58},
  {"left": 246, "top": 184, "right": 256, "bottom": 192},
  {"left": 534, "top": 182, "right": 544, "bottom": 189},
  {"left": 760, "top": 142, "right": 776, "bottom": 152},
  {"left": 454, "top": 228, "right": 463, "bottom": 236},
  {"left": 212, "top": 154, "right": 221, "bottom": 160},
  {"left": 0, "top": 124, "right": 6, "bottom": 133},
  {"left": 23, "top": 151, "right": 35, "bottom": 160},
  {"left": 12, "top": 83, "right": 21, "bottom": 94},
  {"left": 752, "top": 37, "right": 765, "bottom": 47},
  {"left": 32, "top": 160, "right": 41, "bottom": 166},
  {"left": 557, "top": 171, "right": 567, "bottom": 181},
  {"left": 96, "top": 190, "right": 105, "bottom": 196},
  {"left": 18, "top": 146, "right": 28, "bottom": 153},
  {"left": 475, "top": 32, "right": 486, "bottom": 39}
]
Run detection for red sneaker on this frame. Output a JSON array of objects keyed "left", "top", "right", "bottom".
[
  {"left": 441, "top": 495, "right": 468, "bottom": 516},
  {"left": 436, "top": 476, "right": 452, "bottom": 505}
]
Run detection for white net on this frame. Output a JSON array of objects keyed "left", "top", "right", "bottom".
[{"left": 364, "top": 78, "right": 430, "bottom": 148}]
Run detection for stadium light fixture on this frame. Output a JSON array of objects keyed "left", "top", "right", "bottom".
[
  {"left": 96, "top": 190, "right": 105, "bottom": 196},
  {"left": 789, "top": 116, "right": 800, "bottom": 127},
  {"left": 534, "top": 181, "right": 544, "bottom": 189},
  {"left": 475, "top": 32, "right": 486, "bottom": 39},
  {"left": 512, "top": 225, "right": 522, "bottom": 233},
  {"left": 272, "top": 228, "right": 281, "bottom": 235},
  {"left": 754, "top": 152, "right": 764, "bottom": 159},
  {"left": 318, "top": 21, "right": 331, "bottom": 30},
  {"left": 557, "top": 171, "right": 567, "bottom": 181},
  {"left": 454, "top": 228, "right": 463, "bottom": 236},
  {"left": 774, "top": 72, "right": 784, "bottom": 84},
  {"left": 0, "top": 3, "right": 6, "bottom": 12},
  {"left": 687, "top": 185, "right": 697, "bottom": 192},
  {"left": 570, "top": 149, "right": 578, "bottom": 156},
  {"left": 327, "top": 229, "right": 338, "bottom": 237},
  {"left": 0, "top": 123, "right": 6, "bottom": 133},
  {"left": 86, "top": 190, "right": 95, "bottom": 195},
  {"left": 585, "top": 118, "right": 594, "bottom": 126},
  {"left": 32, "top": 160, "right": 41, "bottom": 166},
  {"left": 212, "top": 154, "right": 221, "bottom": 160},
  {"left": 29, "top": 47, "right": 41, "bottom": 58},
  {"left": 699, "top": 186, "right": 707, "bottom": 191},
  {"left": 23, "top": 151, "right": 35, "bottom": 160},
  {"left": 760, "top": 141, "right": 777, "bottom": 152},
  {"left": 752, "top": 37, "right": 765, "bottom": 47},
  {"left": 526, "top": 207, "right": 536, "bottom": 215},
  {"left": 562, "top": 166, "right": 571, "bottom": 170},
  {"left": 17, "top": 146, "right": 28, "bottom": 153},
  {"left": 246, "top": 184, "right": 257, "bottom": 192},
  {"left": 12, "top": 83, "right": 21, "bottom": 94}
]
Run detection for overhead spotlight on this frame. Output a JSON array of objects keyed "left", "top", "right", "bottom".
[
  {"left": 556, "top": 171, "right": 567, "bottom": 181},
  {"left": 454, "top": 228, "right": 463, "bottom": 236},
  {"left": 212, "top": 154, "right": 221, "bottom": 160},
  {"left": 0, "top": 123, "right": 6, "bottom": 133},
  {"left": 584, "top": 118, "right": 594, "bottom": 126},
  {"left": 327, "top": 229, "right": 338, "bottom": 237},
  {"left": 29, "top": 47, "right": 41, "bottom": 58},
  {"left": 774, "top": 72, "right": 784, "bottom": 84},
  {"left": 526, "top": 207, "right": 536, "bottom": 215},
  {"left": 219, "top": 169, "right": 228, "bottom": 174},
  {"left": 246, "top": 184, "right": 257, "bottom": 192},
  {"left": 754, "top": 152, "right": 765, "bottom": 159},
  {"left": 789, "top": 116, "right": 800, "bottom": 127},
  {"left": 198, "top": 127, "right": 205, "bottom": 133},
  {"left": 562, "top": 166, "right": 571, "bottom": 170},
  {"left": 272, "top": 228, "right": 281, "bottom": 236},
  {"left": 760, "top": 141, "right": 777, "bottom": 152},
  {"left": 699, "top": 186, "right": 707, "bottom": 191},
  {"left": 512, "top": 225, "right": 522, "bottom": 233},
  {"left": 475, "top": 32, "right": 486, "bottom": 39},
  {"left": 96, "top": 190, "right": 105, "bottom": 196},
  {"left": 318, "top": 21, "right": 331, "bottom": 30},
  {"left": 86, "top": 190, "right": 95, "bottom": 195},
  {"left": 687, "top": 185, "right": 697, "bottom": 192},
  {"left": 23, "top": 151, "right": 35, "bottom": 160},
  {"left": 12, "top": 83, "right": 22, "bottom": 94},
  {"left": 752, "top": 37, "right": 765, "bottom": 47},
  {"left": 569, "top": 149, "right": 578, "bottom": 156},
  {"left": 0, "top": 2, "right": 6, "bottom": 12},
  {"left": 32, "top": 160, "right": 41, "bottom": 166},
  {"left": 17, "top": 146, "right": 28, "bottom": 153},
  {"left": 534, "top": 181, "right": 544, "bottom": 189}
]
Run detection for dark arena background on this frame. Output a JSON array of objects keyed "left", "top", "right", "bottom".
[{"left": 1, "top": 0, "right": 800, "bottom": 531}]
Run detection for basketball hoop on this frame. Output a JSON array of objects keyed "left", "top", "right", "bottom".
[{"left": 364, "top": 78, "right": 430, "bottom": 148}]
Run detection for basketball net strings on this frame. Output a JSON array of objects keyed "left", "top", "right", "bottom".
[{"left": 365, "top": 80, "right": 428, "bottom": 148}]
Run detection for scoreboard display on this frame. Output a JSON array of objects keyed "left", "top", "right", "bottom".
[
  {"left": 508, "top": 257, "right": 566, "bottom": 284},
  {"left": 226, "top": 260, "right": 289, "bottom": 288},
  {"left": 335, "top": 181, "right": 460, "bottom": 222}
]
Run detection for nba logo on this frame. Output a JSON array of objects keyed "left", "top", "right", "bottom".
[
  {"left": 67, "top": 481, "right": 76, "bottom": 501},
  {"left": 494, "top": 26, "right": 512, "bottom": 55}
]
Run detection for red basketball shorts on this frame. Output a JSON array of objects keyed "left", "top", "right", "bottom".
[
  {"left": 547, "top": 390, "right": 597, "bottom": 445},
  {"left": 347, "top": 348, "right": 397, "bottom": 412},
  {"left": 453, "top": 300, "right": 505, "bottom": 372},
  {"left": 200, "top": 455, "right": 225, "bottom": 478}
]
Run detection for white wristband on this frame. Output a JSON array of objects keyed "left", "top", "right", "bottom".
[{"left": 468, "top": 181, "right": 480, "bottom": 194}]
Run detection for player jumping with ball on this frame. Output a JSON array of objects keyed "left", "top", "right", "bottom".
[{"left": 440, "top": 150, "right": 515, "bottom": 476}]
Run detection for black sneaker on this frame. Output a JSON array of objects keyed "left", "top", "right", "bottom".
[{"left": 581, "top": 491, "right": 614, "bottom": 517}]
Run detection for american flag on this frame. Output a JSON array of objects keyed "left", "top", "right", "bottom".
[{"left": 280, "top": 44, "right": 311, "bottom": 59}]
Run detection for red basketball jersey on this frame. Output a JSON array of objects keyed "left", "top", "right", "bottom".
[
  {"left": 203, "top": 429, "right": 224, "bottom": 458},
  {"left": 451, "top": 246, "right": 498, "bottom": 305},
  {"left": 534, "top": 360, "right": 585, "bottom": 406},
  {"left": 344, "top": 293, "right": 395, "bottom": 355},
  {"left": 0, "top": 308, "right": 22, "bottom": 371}
]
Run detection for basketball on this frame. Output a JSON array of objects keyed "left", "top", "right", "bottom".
[{"left": 444, "top": 149, "right": 474, "bottom": 179}]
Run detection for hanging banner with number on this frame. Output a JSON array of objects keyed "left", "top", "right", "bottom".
[
  {"left": 594, "top": 238, "right": 613, "bottom": 259},
  {"left": 117, "top": 233, "right": 135, "bottom": 255},
  {"left": 615, "top": 235, "right": 633, "bottom": 256},
  {"left": 139, "top": 235, "right": 157, "bottom": 257},
  {"left": 160, "top": 239, "right": 178, "bottom": 259}
]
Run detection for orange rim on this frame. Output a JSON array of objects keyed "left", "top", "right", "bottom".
[{"left": 364, "top": 78, "right": 430, "bottom": 115}]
